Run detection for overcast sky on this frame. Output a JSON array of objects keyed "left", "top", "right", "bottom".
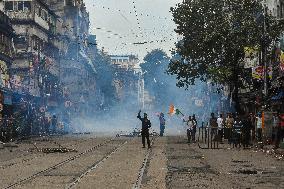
[{"left": 85, "top": 0, "right": 182, "bottom": 61}]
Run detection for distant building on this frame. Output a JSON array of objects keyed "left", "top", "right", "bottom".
[
  {"left": 43, "top": 0, "right": 97, "bottom": 117},
  {"left": 110, "top": 55, "right": 139, "bottom": 70}
]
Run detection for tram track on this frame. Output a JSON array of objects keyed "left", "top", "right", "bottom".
[
  {"left": 2, "top": 137, "right": 124, "bottom": 189},
  {"left": 0, "top": 136, "right": 97, "bottom": 170},
  {"left": 66, "top": 140, "right": 129, "bottom": 189},
  {"left": 132, "top": 137, "right": 157, "bottom": 189}
]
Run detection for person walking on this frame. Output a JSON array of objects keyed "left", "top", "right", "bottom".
[
  {"left": 256, "top": 113, "right": 262, "bottom": 141},
  {"left": 159, "top": 113, "right": 166, "bottom": 137},
  {"left": 217, "top": 114, "right": 224, "bottom": 143},
  {"left": 137, "top": 110, "right": 151, "bottom": 148},
  {"left": 242, "top": 114, "right": 252, "bottom": 149}
]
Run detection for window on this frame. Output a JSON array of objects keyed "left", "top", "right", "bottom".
[
  {"left": 281, "top": 2, "right": 284, "bottom": 18},
  {"left": 5, "top": 2, "right": 13, "bottom": 11},
  {"left": 18, "top": 1, "right": 24, "bottom": 11},
  {"left": 23, "top": 2, "right": 31, "bottom": 11}
]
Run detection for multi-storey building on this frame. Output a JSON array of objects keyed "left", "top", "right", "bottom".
[
  {"left": 43, "top": 0, "right": 97, "bottom": 118},
  {"left": 109, "top": 55, "right": 140, "bottom": 106},
  {"left": 2, "top": 0, "right": 64, "bottom": 112},
  {"left": 0, "top": 10, "right": 14, "bottom": 116}
]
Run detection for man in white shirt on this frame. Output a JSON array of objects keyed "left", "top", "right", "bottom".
[{"left": 217, "top": 114, "right": 224, "bottom": 142}]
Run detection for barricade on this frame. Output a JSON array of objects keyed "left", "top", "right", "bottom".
[{"left": 198, "top": 123, "right": 220, "bottom": 149}]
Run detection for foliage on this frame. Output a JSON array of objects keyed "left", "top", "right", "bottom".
[
  {"left": 141, "top": 49, "right": 172, "bottom": 108},
  {"left": 93, "top": 50, "right": 118, "bottom": 107},
  {"left": 168, "top": 0, "right": 284, "bottom": 88}
]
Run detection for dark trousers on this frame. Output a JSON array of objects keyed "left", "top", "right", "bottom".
[
  {"left": 141, "top": 130, "right": 151, "bottom": 147},
  {"left": 160, "top": 124, "right": 165, "bottom": 136},
  {"left": 187, "top": 129, "right": 192, "bottom": 143},
  {"left": 218, "top": 129, "right": 223, "bottom": 142},
  {"left": 257, "top": 128, "right": 262, "bottom": 141}
]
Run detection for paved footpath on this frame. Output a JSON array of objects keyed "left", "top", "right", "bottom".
[{"left": 0, "top": 135, "right": 283, "bottom": 189}]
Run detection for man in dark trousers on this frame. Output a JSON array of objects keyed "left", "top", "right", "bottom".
[{"left": 137, "top": 110, "right": 151, "bottom": 148}]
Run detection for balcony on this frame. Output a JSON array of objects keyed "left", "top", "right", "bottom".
[
  {"left": 6, "top": 11, "right": 49, "bottom": 31},
  {"left": 6, "top": 11, "right": 33, "bottom": 21}
]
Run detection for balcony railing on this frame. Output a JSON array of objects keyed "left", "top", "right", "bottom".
[{"left": 6, "top": 11, "right": 33, "bottom": 21}]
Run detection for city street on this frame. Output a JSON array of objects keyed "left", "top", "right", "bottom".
[{"left": 0, "top": 135, "right": 283, "bottom": 189}]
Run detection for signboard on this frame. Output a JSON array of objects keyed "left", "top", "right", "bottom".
[
  {"left": 244, "top": 47, "right": 259, "bottom": 68},
  {"left": 252, "top": 66, "right": 272, "bottom": 80}
]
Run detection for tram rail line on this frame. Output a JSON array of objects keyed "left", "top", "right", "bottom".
[
  {"left": 132, "top": 137, "right": 157, "bottom": 189},
  {"left": 3, "top": 137, "right": 121, "bottom": 189},
  {"left": 0, "top": 137, "right": 96, "bottom": 170},
  {"left": 66, "top": 140, "right": 129, "bottom": 189}
]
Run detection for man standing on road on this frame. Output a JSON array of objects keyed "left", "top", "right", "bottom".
[
  {"left": 137, "top": 110, "right": 151, "bottom": 148},
  {"left": 217, "top": 114, "right": 224, "bottom": 143},
  {"left": 192, "top": 114, "right": 197, "bottom": 143},
  {"left": 184, "top": 116, "right": 193, "bottom": 143},
  {"left": 159, "top": 113, "right": 166, "bottom": 137},
  {"left": 210, "top": 113, "right": 218, "bottom": 137}
]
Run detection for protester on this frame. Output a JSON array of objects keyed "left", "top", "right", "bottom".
[
  {"left": 159, "top": 113, "right": 166, "bottom": 137},
  {"left": 209, "top": 113, "right": 218, "bottom": 137},
  {"left": 242, "top": 114, "right": 252, "bottom": 149},
  {"left": 192, "top": 114, "right": 197, "bottom": 142},
  {"left": 275, "top": 112, "right": 284, "bottom": 149},
  {"left": 256, "top": 113, "right": 262, "bottom": 141},
  {"left": 217, "top": 114, "right": 224, "bottom": 143},
  {"left": 184, "top": 116, "right": 193, "bottom": 143},
  {"left": 226, "top": 113, "right": 234, "bottom": 144},
  {"left": 249, "top": 112, "right": 256, "bottom": 142},
  {"left": 137, "top": 110, "right": 151, "bottom": 148},
  {"left": 272, "top": 112, "right": 279, "bottom": 143},
  {"left": 232, "top": 114, "right": 242, "bottom": 148}
]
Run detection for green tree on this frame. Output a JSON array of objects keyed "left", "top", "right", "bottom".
[
  {"left": 93, "top": 50, "right": 118, "bottom": 108},
  {"left": 168, "top": 0, "right": 284, "bottom": 112},
  {"left": 141, "top": 49, "right": 171, "bottom": 108}
]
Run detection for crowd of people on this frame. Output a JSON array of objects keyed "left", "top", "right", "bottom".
[
  {"left": 148, "top": 110, "right": 284, "bottom": 149},
  {"left": 203, "top": 112, "right": 284, "bottom": 149}
]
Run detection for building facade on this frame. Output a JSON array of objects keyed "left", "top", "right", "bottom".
[{"left": 0, "top": 10, "right": 14, "bottom": 116}]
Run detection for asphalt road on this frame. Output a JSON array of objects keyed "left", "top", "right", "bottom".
[{"left": 0, "top": 135, "right": 283, "bottom": 189}]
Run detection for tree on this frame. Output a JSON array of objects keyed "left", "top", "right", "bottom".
[
  {"left": 141, "top": 49, "right": 171, "bottom": 108},
  {"left": 168, "top": 0, "right": 284, "bottom": 112},
  {"left": 93, "top": 50, "right": 118, "bottom": 108}
]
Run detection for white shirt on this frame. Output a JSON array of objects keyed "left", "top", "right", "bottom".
[
  {"left": 217, "top": 117, "right": 224, "bottom": 129},
  {"left": 256, "top": 117, "right": 262, "bottom": 129},
  {"left": 187, "top": 120, "right": 193, "bottom": 130}
]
